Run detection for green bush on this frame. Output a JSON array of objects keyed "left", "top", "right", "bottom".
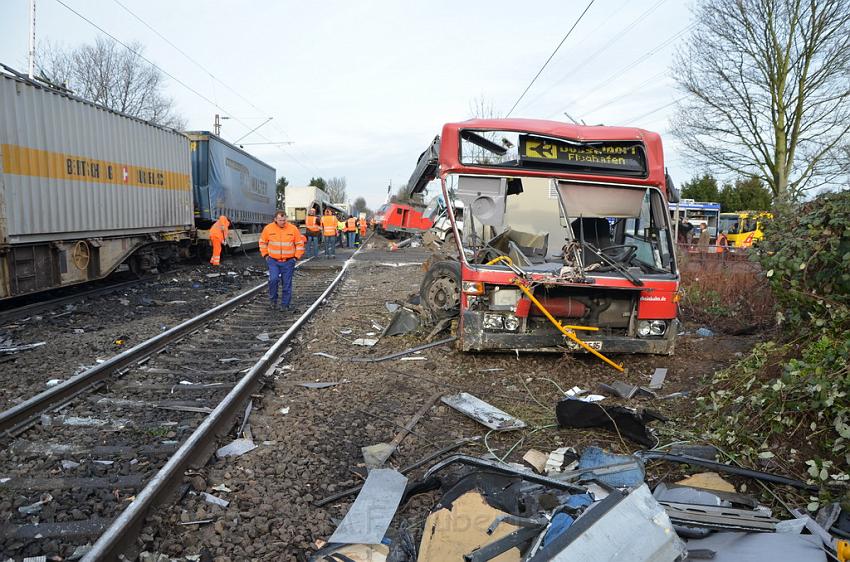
[{"left": 697, "top": 191, "right": 850, "bottom": 499}]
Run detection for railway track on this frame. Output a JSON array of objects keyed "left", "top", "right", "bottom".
[{"left": 0, "top": 258, "right": 348, "bottom": 561}]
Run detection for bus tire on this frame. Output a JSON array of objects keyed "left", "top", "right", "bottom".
[{"left": 420, "top": 261, "right": 461, "bottom": 320}]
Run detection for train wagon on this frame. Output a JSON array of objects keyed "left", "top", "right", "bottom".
[
  {"left": 186, "top": 131, "right": 275, "bottom": 234},
  {"left": 0, "top": 67, "right": 193, "bottom": 299}
]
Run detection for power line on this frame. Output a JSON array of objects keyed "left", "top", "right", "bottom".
[
  {"left": 621, "top": 96, "right": 684, "bottom": 124},
  {"left": 51, "top": 0, "right": 317, "bottom": 175},
  {"left": 516, "top": 0, "right": 669, "bottom": 115},
  {"left": 580, "top": 70, "right": 669, "bottom": 117},
  {"left": 109, "top": 0, "right": 318, "bottom": 175},
  {"left": 550, "top": 23, "right": 694, "bottom": 120},
  {"left": 505, "top": 0, "right": 595, "bottom": 118}
]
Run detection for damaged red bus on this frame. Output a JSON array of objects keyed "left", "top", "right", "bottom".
[{"left": 410, "top": 119, "right": 681, "bottom": 356}]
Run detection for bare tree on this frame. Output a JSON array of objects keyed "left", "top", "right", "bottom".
[
  {"left": 36, "top": 37, "right": 186, "bottom": 129},
  {"left": 672, "top": 0, "right": 850, "bottom": 202},
  {"left": 325, "top": 176, "right": 347, "bottom": 204}
]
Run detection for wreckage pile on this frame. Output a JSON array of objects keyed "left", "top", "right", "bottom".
[{"left": 310, "top": 389, "right": 849, "bottom": 561}]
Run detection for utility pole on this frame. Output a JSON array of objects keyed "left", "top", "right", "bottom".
[
  {"left": 213, "top": 114, "right": 221, "bottom": 136},
  {"left": 28, "top": 0, "right": 36, "bottom": 79}
]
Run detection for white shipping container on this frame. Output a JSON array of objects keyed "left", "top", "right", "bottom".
[{"left": 0, "top": 71, "right": 193, "bottom": 245}]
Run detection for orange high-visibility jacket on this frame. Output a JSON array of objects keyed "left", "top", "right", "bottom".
[
  {"left": 358, "top": 218, "right": 367, "bottom": 235},
  {"left": 346, "top": 217, "right": 357, "bottom": 232},
  {"left": 321, "top": 215, "right": 338, "bottom": 236},
  {"left": 210, "top": 215, "right": 230, "bottom": 241},
  {"left": 259, "top": 222, "right": 304, "bottom": 260},
  {"left": 305, "top": 214, "right": 321, "bottom": 234}
]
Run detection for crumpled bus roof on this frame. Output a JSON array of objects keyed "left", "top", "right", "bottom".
[{"left": 438, "top": 118, "right": 665, "bottom": 186}]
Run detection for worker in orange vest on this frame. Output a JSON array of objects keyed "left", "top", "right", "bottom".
[
  {"left": 320, "top": 209, "right": 338, "bottom": 259},
  {"left": 209, "top": 215, "right": 230, "bottom": 266},
  {"left": 259, "top": 211, "right": 305, "bottom": 310},
  {"left": 304, "top": 208, "right": 321, "bottom": 258},
  {"left": 357, "top": 216, "right": 367, "bottom": 246},
  {"left": 346, "top": 216, "right": 357, "bottom": 248}
]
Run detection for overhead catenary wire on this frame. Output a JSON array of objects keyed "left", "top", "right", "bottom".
[
  {"left": 505, "top": 0, "right": 596, "bottom": 118},
  {"left": 515, "top": 0, "right": 669, "bottom": 116},
  {"left": 52, "top": 0, "right": 318, "bottom": 175},
  {"left": 550, "top": 23, "right": 695, "bottom": 121},
  {"left": 110, "top": 0, "right": 320, "bottom": 175}
]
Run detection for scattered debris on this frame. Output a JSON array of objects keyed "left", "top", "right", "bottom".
[
  {"left": 578, "top": 446, "right": 645, "bottom": 487},
  {"left": 279, "top": 407, "right": 290, "bottom": 415},
  {"left": 0, "top": 341, "right": 47, "bottom": 354},
  {"left": 522, "top": 449, "right": 549, "bottom": 473},
  {"left": 649, "top": 367, "right": 668, "bottom": 390},
  {"left": 442, "top": 392, "right": 527, "bottom": 431},
  {"left": 297, "top": 381, "right": 344, "bottom": 389},
  {"left": 555, "top": 398, "right": 667, "bottom": 446},
  {"left": 362, "top": 392, "right": 441, "bottom": 468},
  {"left": 382, "top": 307, "right": 421, "bottom": 337},
  {"left": 676, "top": 472, "right": 737, "bottom": 493},
  {"left": 328, "top": 468, "right": 408, "bottom": 544},
  {"left": 352, "top": 338, "right": 379, "bottom": 347},
  {"left": 61, "top": 460, "right": 80, "bottom": 470},
  {"left": 544, "top": 447, "right": 578, "bottom": 475},
  {"left": 18, "top": 493, "right": 53, "bottom": 515},
  {"left": 255, "top": 332, "right": 270, "bottom": 342},
  {"left": 598, "top": 380, "right": 656, "bottom": 399},
  {"left": 349, "top": 336, "right": 456, "bottom": 363},
  {"left": 385, "top": 302, "right": 400, "bottom": 312},
  {"left": 312, "top": 352, "right": 339, "bottom": 360},
  {"left": 340, "top": 328, "right": 353, "bottom": 335},
  {"left": 45, "top": 378, "right": 63, "bottom": 387},
  {"left": 200, "top": 492, "right": 229, "bottom": 508},
  {"left": 696, "top": 327, "right": 715, "bottom": 337},
  {"left": 215, "top": 438, "right": 257, "bottom": 459}
]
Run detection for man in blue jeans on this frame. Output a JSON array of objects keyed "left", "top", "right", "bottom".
[{"left": 259, "top": 211, "right": 305, "bottom": 310}]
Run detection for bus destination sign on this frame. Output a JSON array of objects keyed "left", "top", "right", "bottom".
[{"left": 518, "top": 135, "right": 646, "bottom": 175}]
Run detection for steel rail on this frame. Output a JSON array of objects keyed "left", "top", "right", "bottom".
[
  {"left": 83, "top": 259, "right": 350, "bottom": 560},
  {"left": 0, "top": 277, "right": 149, "bottom": 324},
  {"left": 0, "top": 279, "right": 268, "bottom": 437}
]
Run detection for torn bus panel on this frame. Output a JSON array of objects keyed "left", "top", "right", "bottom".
[{"left": 416, "top": 119, "right": 680, "bottom": 355}]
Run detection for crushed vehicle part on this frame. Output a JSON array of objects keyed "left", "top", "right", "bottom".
[
  {"left": 556, "top": 398, "right": 667, "bottom": 447},
  {"left": 422, "top": 454, "right": 587, "bottom": 494},
  {"left": 653, "top": 482, "right": 759, "bottom": 510},
  {"left": 576, "top": 446, "right": 644, "bottom": 488},
  {"left": 658, "top": 501, "right": 778, "bottom": 532},
  {"left": 381, "top": 307, "right": 421, "bottom": 336},
  {"left": 684, "top": 531, "right": 827, "bottom": 562},
  {"left": 442, "top": 392, "right": 526, "bottom": 431},
  {"left": 528, "top": 484, "right": 685, "bottom": 561},
  {"left": 635, "top": 451, "right": 819, "bottom": 492},
  {"left": 309, "top": 543, "right": 389, "bottom": 562},
  {"left": 328, "top": 468, "right": 407, "bottom": 545}
]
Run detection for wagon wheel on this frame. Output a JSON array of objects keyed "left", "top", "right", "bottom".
[{"left": 72, "top": 241, "right": 91, "bottom": 271}]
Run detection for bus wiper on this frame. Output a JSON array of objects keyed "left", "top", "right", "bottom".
[{"left": 580, "top": 241, "right": 644, "bottom": 287}]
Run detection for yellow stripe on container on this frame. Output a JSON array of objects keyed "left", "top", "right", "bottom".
[{"left": 1, "top": 144, "right": 190, "bottom": 191}]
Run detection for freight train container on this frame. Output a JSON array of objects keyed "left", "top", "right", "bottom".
[
  {"left": 0, "top": 67, "right": 193, "bottom": 299},
  {"left": 186, "top": 131, "right": 276, "bottom": 229}
]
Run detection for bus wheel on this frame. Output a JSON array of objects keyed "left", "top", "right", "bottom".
[{"left": 420, "top": 261, "right": 461, "bottom": 320}]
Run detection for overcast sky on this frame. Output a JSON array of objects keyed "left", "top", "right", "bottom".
[{"left": 1, "top": 0, "right": 697, "bottom": 209}]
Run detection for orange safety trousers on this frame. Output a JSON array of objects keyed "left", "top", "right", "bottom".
[{"left": 210, "top": 238, "right": 222, "bottom": 266}]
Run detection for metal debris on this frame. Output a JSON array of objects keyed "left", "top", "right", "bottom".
[
  {"left": 441, "top": 392, "right": 527, "bottom": 431},
  {"left": 328, "top": 468, "right": 408, "bottom": 544}
]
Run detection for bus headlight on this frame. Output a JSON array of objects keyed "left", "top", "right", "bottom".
[
  {"left": 650, "top": 320, "right": 667, "bottom": 336},
  {"left": 637, "top": 320, "right": 667, "bottom": 337},
  {"left": 504, "top": 314, "right": 520, "bottom": 331},
  {"left": 483, "top": 314, "right": 504, "bottom": 330}
]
